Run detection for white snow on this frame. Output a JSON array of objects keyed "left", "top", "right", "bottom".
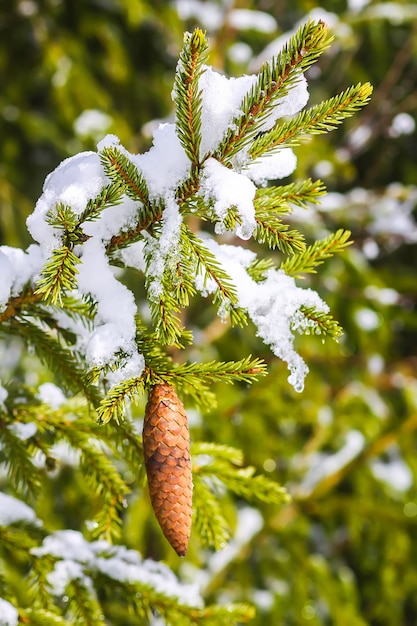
[
  {"left": 20, "top": 23, "right": 332, "bottom": 393},
  {"left": 0, "top": 384, "right": 7, "bottom": 411},
  {"left": 133, "top": 124, "right": 190, "bottom": 200},
  {"left": 313, "top": 185, "right": 417, "bottom": 247},
  {"left": 347, "top": 123, "right": 372, "bottom": 152},
  {"left": 32, "top": 530, "right": 202, "bottom": 607},
  {"left": 227, "top": 9, "right": 277, "bottom": 34},
  {"left": 297, "top": 430, "right": 365, "bottom": 496},
  {"left": 117, "top": 240, "right": 146, "bottom": 272},
  {"left": 255, "top": 75, "right": 309, "bottom": 135},
  {"left": 228, "top": 42, "right": 253, "bottom": 65},
  {"left": 200, "top": 158, "right": 256, "bottom": 239},
  {"left": 0, "top": 493, "right": 39, "bottom": 526},
  {"left": 196, "top": 237, "right": 330, "bottom": 391},
  {"left": 389, "top": 112, "right": 415, "bottom": 137},
  {"left": 354, "top": 307, "right": 380, "bottom": 331},
  {"left": 27, "top": 151, "right": 109, "bottom": 251},
  {"left": 342, "top": 381, "right": 389, "bottom": 420},
  {"left": 347, "top": 0, "right": 371, "bottom": 12},
  {"left": 7, "top": 422, "right": 37, "bottom": 441},
  {"left": 363, "top": 2, "right": 417, "bottom": 23},
  {"left": 74, "top": 109, "right": 112, "bottom": 138},
  {"left": 38, "top": 382, "right": 67, "bottom": 409},
  {"left": 244, "top": 148, "right": 297, "bottom": 185},
  {"left": 50, "top": 559, "right": 91, "bottom": 595},
  {"left": 175, "top": 0, "right": 224, "bottom": 31},
  {"left": 0, "top": 599, "right": 18, "bottom": 626},
  {"left": 25, "top": 148, "right": 146, "bottom": 384},
  {"left": 364, "top": 285, "right": 399, "bottom": 305},
  {"left": 194, "top": 507, "right": 263, "bottom": 593},
  {"left": 371, "top": 454, "right": 413, "bottom": 493},
  {"left": 0, "top": 245, "right": 44, "bottom": 307},
  {"left": 198, "top": 67, "right": 308, "bottom": 158},
  {"left": 198, "top": 67, "right": 257, "bottom": 157},
  {"left": 76, "top": 237, "right": 144, "bottom": 379},
  {"left": 367, "top": 354, "right": 385, "bottom": 376},
  {"left": 96, "top": 133, "right": 120, "bottom": 151}
]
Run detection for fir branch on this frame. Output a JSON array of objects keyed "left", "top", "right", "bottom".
[
  {"left": 45, "top": 203, "right": 89, "bottom": 248},
  {"left": 136, "top": 331, "right": 175, "bottom": 372},
  {"left": 106, "top": 202, "right": 163, "bottom": 253},
  {"left": 140, "top": 235, "right": 187, "bottom": 346},
  {"left": 0, "top": 423, "right": 43, "bottom": 495},
  {"left": 220, "top": 468, "right": 290, "bottom": 505},
  {"left": 96, "top": 574, "right": 254, "bottom": 626},
  {"left": 77, "top": 183, "right": 124, "bottom": 225},
  {"left": 166, "top": 355, "right": 268, "bottom": 386},
  {"left": 99, "top": 146, "right": 149, "bottom": 205},
  {"left": 29, "top": 552, "right": 62, "bottom": 614},
  {"left": 174, "top": 28, "right": 208, "bottom": 166},
  {"left": 0, "top": 288, "right": 40, "bottom": 324},
  {"left": 4, "top": 319, "right": 101, "bottom": 406},
  {"left": 218, "top": 206, "right": 247, "bottom": 236},
  {"left": 46, "top": 203, "right": 78, "bottom": 234},
  {"left": 193, "top": 604, "right": 256, "bottom": 624},
  {"left": 246, "top": 257, "right": 275, "bottom": 282},
  {"left": 297, "top": 305, "right": 344, "bottom": 338},
  {"left": 96, "top": 377, "right": 145, "bottom": 425},
  {"left": 254, "top": 179, "right": 327, "bottom": 212},
  {"left": 19, "top": 609, "right": 71, "bottom": 626},
  {"left": 103, "top": 419, "right": 144, "bottom": 479},
  {"left": 45, "top": 184, "right": 123, "bottom": 247},
  {"left": 0, "top": 571, "right": 9, "bottom": 603},
  {"left": 229, "top": 305, "right": 249, "bottom": 328},
  {"left": 199, "top": 461, "right": 290, "bottom": 505},
  {"left": 191, "top": 442, "right": 245, "bottom": 466},
  {"left": 35, "top": 247, "right": 81, "bottom": 305},
  {"left": 253, "top": 210, "right": 306, "bottom": 254},
  {"left": 180, "top": 226, "right": 249, "bottom": 328},
  {"left": 143, "top": 356, "right": 266, "bottom": 412},
  {"left": 250, "top": 82, "right": 373, "bottom": 159},
  {"left": 280, "top": 229, "right": 352, "bottom": 277},
  {"left": 150, "top": 357, "right": 266, "bottom": 410},
  {"left": 216, "top": 20, "right": 334, "bottom": 162},
  {"left": 57, "top": 425, "right": 129, "bottom": 541},
  {"left": 0, "top": 525, "right": 37, "bottom": 555},
  {"left": 173, "top": 258, "right": 197, "bottom": 308},
  {"left": 4, "top": 294, "right": 95, "bottom": 345},
  {"left": 144, "top": 369, "right": 217, "bottom": 412},
  {"left": 193, "top": 477, "right": 230, "bottom": 550},
  {"left": 183, "top": 226, "right": 238, "bottom": 305},
  {"left": 173, "top": 228, "right": 199, "bottom": 307},
  {"left": 176, "top": 180, "right": 203, "bottom": 207},
  {"left": 66, "top": 577, "right": 106, "bottom": 626},
  {"left": 152, "top": 289, "right": 185, "bottom": 347},
  {"left": 35, "top": 403, "right": 145, "bottom": 490},
  {"left": 54, "top": 295, "right": 96, "bottom": 324}
]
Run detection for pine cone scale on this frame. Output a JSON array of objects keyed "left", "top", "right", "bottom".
[{"left": 143, "top": 382, "right": 193, "bottom": 557}]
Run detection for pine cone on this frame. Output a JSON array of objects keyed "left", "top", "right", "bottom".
[{"left": 142, "top": 382, "right": 193, "bottom": 556}]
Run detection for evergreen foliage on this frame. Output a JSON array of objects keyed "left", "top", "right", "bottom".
[{"left": 7, "top": 10, "right": 412, "bottom": 625}]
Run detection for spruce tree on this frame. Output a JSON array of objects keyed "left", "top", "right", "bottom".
[{"left": 0, "top": 21, "right": 371, "bottom": 625}]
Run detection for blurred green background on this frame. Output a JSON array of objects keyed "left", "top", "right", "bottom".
[{"left": 1, "top": 0, "right": 417, "bottom": 624}]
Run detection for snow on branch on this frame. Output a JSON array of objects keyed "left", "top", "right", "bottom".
[{"left": 1, "top": 21, "right": 371, "bottom": 395}]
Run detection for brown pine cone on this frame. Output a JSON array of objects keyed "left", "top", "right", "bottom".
[{"left": 142, "top": 382, "right": 192, "bottom": 556}]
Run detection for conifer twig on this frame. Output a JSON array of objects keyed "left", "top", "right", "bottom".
[
  {"left": 174, "top": 28, "right": 208, "bottom": 167},
  {"left": 216, "top": 20, "right": 334, "bottom": 163},
  {"left": 280, "top": 229, "right": 352, "bottom": 277},
  {"left": 250, "top": 83, "right": 373, "bottom": 159}
]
